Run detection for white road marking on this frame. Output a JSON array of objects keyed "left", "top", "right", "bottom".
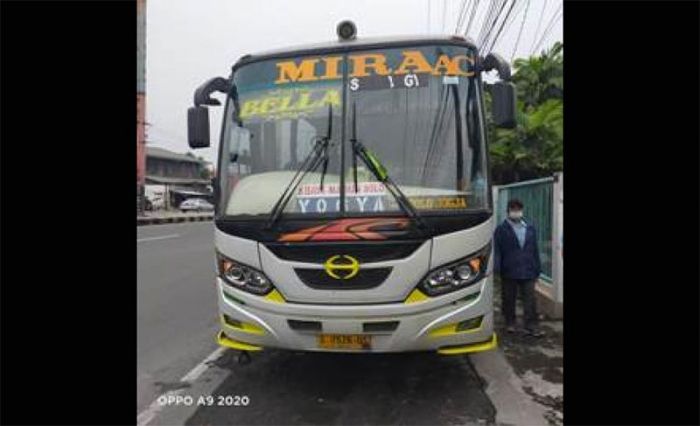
[
  {"left": 136, "top": 346, "right": 227, "bottom": 426},
  {"left": 137, "top": 234, "right": 180, "bottom": 243}
]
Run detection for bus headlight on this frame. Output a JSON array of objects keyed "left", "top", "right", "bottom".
[
  {"left": 418, "top": 244, "right": 490, "bottom": 297},
  {"left": 217, "top": 253, "right": 273, "bottom": 295}
]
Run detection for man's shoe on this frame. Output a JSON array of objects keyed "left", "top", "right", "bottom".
[{"left": 505, "top": 325, "right": 517, "bottom": 334}]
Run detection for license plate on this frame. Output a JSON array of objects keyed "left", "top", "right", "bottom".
[{"left": 317, "top": 334, "right": 372, "bottom": 350}]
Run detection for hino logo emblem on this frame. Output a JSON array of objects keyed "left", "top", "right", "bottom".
[{"left": 323, "top": 255, "right": 360, "bottom": 280}]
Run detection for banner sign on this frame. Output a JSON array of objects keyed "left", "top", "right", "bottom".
[
  {"left": 275, "top": 51, "right": 474, "bottom": 85},
  {"left": 296, "top": 183, "right": 386, "bottom": 213}
]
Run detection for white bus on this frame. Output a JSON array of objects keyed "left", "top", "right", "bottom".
[{"left": 187, "top": 22, "right": 517, "bottom": 361}]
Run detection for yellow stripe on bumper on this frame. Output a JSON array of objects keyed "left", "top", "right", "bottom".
[
  {"left": 404, "top": 289, "right": 429, "bottom": 304},
  {"left": 265, "top": 289, "right": 286, "bottom": 303},
  {"left": 216, "top": 331, "right": 263, "bottom": 351},
  {"left": 437, "top": 333, "right": 497, "bottom": 355}
]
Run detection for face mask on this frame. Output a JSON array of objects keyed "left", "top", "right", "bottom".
[{"left": 508, "top": 210, "right": 523, "bottom": 220}]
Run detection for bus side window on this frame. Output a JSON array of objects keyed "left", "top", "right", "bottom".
[
  {"left": 230, "top": 126, "right": 252, "bottom": 172},
  {"left": 227, "top": 126, "right": 253, "bottom": 197}
]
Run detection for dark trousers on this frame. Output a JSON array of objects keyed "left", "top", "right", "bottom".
[{"left": 501, "top": 278, "right": 538, "bottom": 328}]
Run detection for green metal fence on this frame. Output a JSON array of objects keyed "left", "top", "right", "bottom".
[{"left": 495, "top": 177, "right": 554, "bottom": 282}]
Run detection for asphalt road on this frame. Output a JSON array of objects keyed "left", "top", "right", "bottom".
[
  {"left": 137, "top": 222, "right": 219, "bottom": 414},
  {"left": 137, "top": 222, "right": 547, "bottom": 426},
  {"left": 187, "top": 350, "right": 494, "bottom": 425}
]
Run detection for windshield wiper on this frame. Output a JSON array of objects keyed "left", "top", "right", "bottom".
[
  {"left": 266, "top": 104, "right": 333, "bottom": 229},
  {"left": 349, "top": 103, "right": 428, "bottom": 231}
]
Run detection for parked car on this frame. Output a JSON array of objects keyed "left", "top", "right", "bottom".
[
  {"left": 144, "top": 196, "right": 165, "bottom": 211},
  {"left": 150, "top": 197, "right": 165, "bottom": 210},
  {"left": 179, "top": 198, "right": 214, "bottom": 212}
]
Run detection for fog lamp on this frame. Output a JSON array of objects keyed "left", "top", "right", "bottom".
[{"left": 456, "top": 316, "right": 483, "bottom": 332}]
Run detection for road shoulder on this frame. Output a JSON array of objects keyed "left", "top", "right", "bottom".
[{"left": 470, "top": 348, "right": 548, "bottom": 426}]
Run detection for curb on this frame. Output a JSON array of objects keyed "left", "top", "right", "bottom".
[
  {"left": 137, "top": 215, "right": 214, "bottom": 226},
  {"left": 470, "top": 349, "right": 548, "bottom": 426}
]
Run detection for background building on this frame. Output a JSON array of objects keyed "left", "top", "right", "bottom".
[{"left": 145, "top": 147, "right": 212, "bottom": 209}]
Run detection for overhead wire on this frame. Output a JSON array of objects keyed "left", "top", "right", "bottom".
[
  {"left": 532, "top": 3, "right": 562, "bottom": 54},
  {"left": 463, "top": 0, "right": 480, "bottom": 38},
  {"left": 504, "top": 0, "right": 529, "bottom": 33},
  {"left": 530, "top": 0, "right": 548, "bottom": 53},
  {"left": 491, "top": 0, "right": 528, "bottom": 51},
  {"left": 493, "top": 0, "right": 520, "bottom": 53},
  {"left": 480, "top": 0, "right": 509, "bottom": 52},
  {"left": 421, "top": 87, "right": 449, "bottom": 184},
  {"left": 484, "top": 0, "right": 518, "bottom": 55},
  {"left": 421, "top": 44, "right": 452, "bottom": 184},
  {"left": 454, "top": 0, "right": 470, "bottom": 34},
  {"left": 511, "top": 0, "right": 531, "bottom": 61},
  {"left": 533, "top": 15, "right": 561, "bottom": 54},
  {"left": 484, "top": 0, "right": 506, "bottom": 47},
  {"left": 476, "top": 0, "right": 498, "bottom": 48}
]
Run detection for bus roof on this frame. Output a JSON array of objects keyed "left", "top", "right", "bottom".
[{"left": 233, "top": 34, "right": 478, "bottom": 71}]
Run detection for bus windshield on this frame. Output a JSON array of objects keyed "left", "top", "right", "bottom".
[{"left": 219, "top": 44, "right": 489, "bottom": 219}]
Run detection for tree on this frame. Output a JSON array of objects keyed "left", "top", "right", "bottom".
[
  {"left": 200, "top": 167, "right": 211, "bottom": 180},
  {"left": 490, "top": 99, "right": 562, "bottom": 182},
  {"left": 195, "top": 156, "right": 212, "bottom": 179},
  {"left": 512, "top": 42, "right": 563, "bottom": 108},
  {"left": 487, "top": 43, "right": 563, "bottom": 184}
]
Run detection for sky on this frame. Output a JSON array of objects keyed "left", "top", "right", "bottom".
[{"left": 145, "top": 0, "right": 562, "bottom": 164}]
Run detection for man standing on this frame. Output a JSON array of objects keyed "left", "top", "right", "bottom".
[{"left": 494, "top": 199, "right": 545, "bottom": 337}]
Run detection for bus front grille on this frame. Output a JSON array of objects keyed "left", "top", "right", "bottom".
[{"left": 294, "top": 268, "right": 392, "bottom": 290}]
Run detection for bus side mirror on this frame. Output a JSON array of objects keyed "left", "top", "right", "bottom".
[
  {"left": 480, "top": 53, "right": 517, "bottom": 129},
  {"left": 188, "top": 106, "right": 210, "bottom": 148},
  {"left": 188, "top": 76, "right": 230, "bottom": 149},
  {"left": 491, "top": 81, "right": 517, "bottom": 129}
]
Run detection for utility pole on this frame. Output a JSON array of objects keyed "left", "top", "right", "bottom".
[{"left": 137, "top": 0, "right": 147, "bottom": 215}]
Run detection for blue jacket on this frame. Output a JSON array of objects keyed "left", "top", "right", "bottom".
[{"left": 494, "top": 219, "right": 542, "bottom": 280}]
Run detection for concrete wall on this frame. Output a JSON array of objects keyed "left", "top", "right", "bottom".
[
  {"left": 536, "top": 172, "right": 563, "bottom": 318},
  {"left": 552, "top": 172, "right": 563, "bottom": 304}
]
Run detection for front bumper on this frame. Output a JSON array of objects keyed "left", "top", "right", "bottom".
[{"left": 215, "top": 276, "right": 497, "bottom": 354}]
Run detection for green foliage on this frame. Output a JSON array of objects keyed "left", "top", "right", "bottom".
[
  {"left": 200, "top": 165, "right": 212, "bottom": 180},
  {"left": 512, "top": 42, "right": 563, "bottom": 108},
  {"left": 487, "top": 42, "right": 563, "bottom": 184}
]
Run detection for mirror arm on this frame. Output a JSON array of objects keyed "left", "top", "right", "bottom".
[
  {"left": 194, "top": 77, "right": 231, "bottom": 106},
  {"left": 478, "top": 53, "right": 512, "bottom": 82}
]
